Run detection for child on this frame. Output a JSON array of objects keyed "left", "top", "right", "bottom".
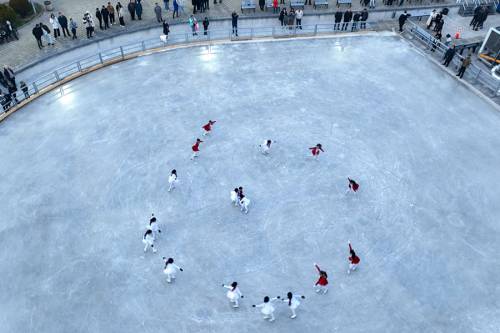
[
  {"left": 222, "top": 282, "right": 244, "bottom": 308},
  {"left": 313, "top": 263, "right": 328, "bottom": 294},
  {"left": 348, "top": 241, "right": 361, "bottom": 274},
  {"left": 191, "top": 138, "right": 203, "bottom": 160},
  {"left": 252, "top": 296, "right": 280, "bottom": 322},
  {"left": 143, "top": 229, "right": 157, "bottom": 253},
  {"left": 239, "top": 194, "right": 250, "bottom": 214},
  {"left": 348, "top": 178, "right": 359, "bottom": 192},
  {"left": 259, "top": 140, "right": 273, "bottom": 155},
  {"left": 20, "top": 81, "right": 29, "bottom": 99},
  {"left": 148, "top": 214, "right": 161, "bottom": 237},
  {"left": 230, "top": 188, "right": 239, "bottom": 206},
  {"left": 163, "top": 257, "right": 183, "bottom": 283},
  {"left": 309, "top": 144, "right": 324, "bottom": 160},
  {"left": 168, "top": 169, "right": 178, "bottom": 192},
  {"left": 281, "top": 292, "right": 305, "bottom": 319},
  {"left": 202, "top": 120, "right": 216, "bottom": 136}
]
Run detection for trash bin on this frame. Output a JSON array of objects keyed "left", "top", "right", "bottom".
[{"left": 44, "top": 0, "right": 54, "bottom": 11}]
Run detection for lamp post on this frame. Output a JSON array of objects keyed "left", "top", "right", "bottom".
[{"left": 30, "top": 0, "right": 37, "bottom": 14}]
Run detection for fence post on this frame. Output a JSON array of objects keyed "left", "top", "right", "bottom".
[
  {"left": 250, "top": 27, "right": 254, "bottom": 39},
  {"left": 77, "top": 61, "right": 82, "bottom": 72},
  {"left": 141, "top": 41, "right": 146, "bottom": 51},
  {"left": 53, "top": 70, "right": 60, "bottom": 81},
  {"left": 314, "top": 24, "right": 318, "bottom": 35},
  {"left": 120, "top": 46, "right": 125, "bottom": 60},
  {"left": 272, "top": 26, "right": 275, "bottom": 37},
  {"left": 32, "top": 82, "right": 39, "bottom": 94},
  {"left": 208, "top": 30, "right": 211, "bottom": 41},
  {"left": 185, "top": 33, "right": 189, "bottom": 42},
  {"left": 98, "top": 52, "right": 104, "bottom": 64}
]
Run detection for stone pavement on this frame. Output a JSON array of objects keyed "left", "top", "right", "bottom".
[{"left": 0, "top": 0, "right": 457, "bottom": 71}]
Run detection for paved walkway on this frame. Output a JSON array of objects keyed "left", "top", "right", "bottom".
[{"left": 0, "top": 0, "right": 455, "bottom": 70}]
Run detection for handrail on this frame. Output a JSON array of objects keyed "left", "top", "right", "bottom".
[{"left": 1, "top": 22, "right": 378, "bottom": 114}]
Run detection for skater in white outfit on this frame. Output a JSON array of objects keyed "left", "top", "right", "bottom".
[
  {"left": 168, "top": 169, "right": 178, "bottom": 192},
  {"left": 252, "top": 296, "right": 280, "bottom": 322},
  {"left": 259, "top": 140, "right": 273, "bottom": 155},
  {"left": 239, "top": 194, "right": 250, "bottom": 214},
  {"left": 163, "top": 257, "right": 183, "bottom": 283},
  {"left": 347, "top": 241, "right": 361, "bottom": 274},
  {"left": 148, "top": 214, "right": 161, "bottom": 238},
  {"left": 143, "top": 229, "right": 157, "bottom": 253},
  {"left": 222, "top": 282, "right": 244, "bottom": 308},
  {"left": 281, "top": 292, "right": 305, "bottom": 319},
  {"left": 230, "top": 188, "right": 239, "bottom": 206}
]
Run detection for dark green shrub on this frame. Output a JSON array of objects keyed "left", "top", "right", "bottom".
[
  {"left": 8, "top": 0, "right": 33, "bottom": 18},
  {"left": 0, "top": 4, "right": 19, "bottom": 24}
]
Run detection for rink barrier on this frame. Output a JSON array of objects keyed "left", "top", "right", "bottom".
[
  {"left": 404, "top": 20, "right": 500, "bottom": 97},
  {"left": 0, "top": 22, "right": 377, "bottom": 122}
]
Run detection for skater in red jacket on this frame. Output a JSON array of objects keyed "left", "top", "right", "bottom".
[
  {"left": 348, "top": 178, "right": 359, "bottom": 192},
  {"left": 309, "top": 144, "right": 324, "bottom": 160},
  {"left": 191, "top": 138, "right": 203, "bottom": 160},
  {"left": 202, "top": 120, "right": 216, "bottom": 136},
  {"left": 348, "top": 241, "right": 360, "bottom": 274},
  {"left": 313, "top": 263, "right": 328, "bottom": 294}
]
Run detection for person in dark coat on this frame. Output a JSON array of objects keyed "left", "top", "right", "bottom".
[
  {"left": 334, "top": 11, "right": 343, "bottom": 30},
  {"left": 203, "top": 16, "right": 209, "bottom": 35},
  {"left": 7, "top": 83, "right": 18, "bottom": 104},
  {"left": 360, "top": 8, "right": 368, "bottom": 29},
  {"left": 0, "top": 90, "right": 12, "bottom": 111},
  {"left": 342, "top": 9, "right": 352, "bottom": 31},
  {"left": 0, "top": 71, "right": 7, "bottom": 89},
  {"left": 231, "top": 11, "right": 238, "bottom": 36},
  {"left": 128, "top": 0, "right": 136, "bottom": 20},
  {"left": 95, "top": 8, "right": 103, "bottom": 29},
  {"left": 279, "top": 8, "right": 286, "bottom": 27},
  {"left": 155, "top": 3, "right": 163, "bottom": 22},
  {"left": 352, "top": 12, "right": 360, "bottom": 31},
  {"left": 470, "top": 6, "right": 481, "bottom": 28},
  {"left": 258, "top": 0, "right": 265, "bottom": 10},
  {"left": 398, "top": 11, "right": 410, "bottom": 32},
  {"left": 58, "top": 12, "right": 70, "bottom": 37},
  {"left": 442, "top": 44, "right": 456, "bottom": 67},
  {"left": 433, "top": 12, "right": 442, "bottom": 31},
  {"left": 101, "top": 6, "right": 110, "bottom": 29},
  {"left": 136, "top": 0, "right": 143, "bottom": 20},
  {"left": 431, "top": 31, "right": 442, "bottom": 52},
  {"left": 20, "top": 81, "right": 29, "bottom": 99},
  {"left": 3, "top": 66, "right": 15, "bottom": 87},
  {"left": 434, "top": 18, "right": 444, "bottom": 34},
  {"left": 475, "top": 6, "right": 488, "bottom": 30},
  {"left": 162, "top": 20, "right": 170, "bottom": 35},
  {"left": 32, "top": 24, "right": 44, "bottom": 49}
]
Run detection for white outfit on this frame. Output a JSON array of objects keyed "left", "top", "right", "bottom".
[
  {"left": 223, "top": 285, "right": 243, "bottom": 307},
  {"left": 259, "top": 140, "right": 272, "bottom": 155},
  {"left": 255, "top": 297, "right": 279, "bottom": 322},
  {"left": 148, "top": 220, "right": 160, "bottom": 238},
  {"left": 283, "top": 295, "right": 302, "bottom": 318},
  {"left": 42, "top": 29, "right": 54, "bottom": 44},
  {"left": 168, "top": 173, "right": 177, "bottom": 192},
  {"left": 296, "top": 10, "right": 303, "bottom": 19},
  {"left": 163, "top": 263, "right": 181, "bottom": 283},
  {"left": 230, "top": 190, "right": 239, "bottom": 206},
  {"left": 348, "top": 263, "right": 358, "bottom": 274},
  {"left": 426, "top": 11, "right": 436, "bottom": 27},
  {"left": 240, "top": 197, "right": 250, "bottom": 214},
  {"left": 50, "top": 17, "right": 60, "bottom": 29},
  {"left": 143, "top": 233, "right": 156, "bottom": 252}
]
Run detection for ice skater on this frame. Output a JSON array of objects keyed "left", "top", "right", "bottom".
[
  {"left": 281, "top": 292, "right": 305, "bottom": 319},
  {"left": 191, "top": 138, "right": 203, "bottom": 160},
  {"left": 222, "top": 282, "right": 244, "bottom": 308},
  {"left": 239, "top": 194, "right": 250, "bottom": 214},
  {"left": 252, "top": 296, "right": 280, "bottom": 322},
  {"left": 231, "top": 188, "right": 239, "bottom": 206},
  {"left": 168, "top": 169, "right": 178, "bottom": 192},
  {"left": 309, "top": 144, "right": 324, "bottom": 160},
  {"left": 143, "top": 229, "right": 157, "bottom": 253},
  {"left": 148, "top": 213, "right": 162, "bottom": 238},
  {"left": 259, "top": 140, "right": 274, "bottom": 155},
  {"left": 163, "top": 257, "right": 183, "bottom": 283},
  {"left": 314, "top": 263, "right": 328, "bottom": 294},
  {"left": 348, "top": 178, "right": 359, "bottom": 193},
  {"left": 347, "top": 241, "right": 360, "bottom": 274},
  {"left": 202, "top": 120, "right": 216, "bottom": 136}
]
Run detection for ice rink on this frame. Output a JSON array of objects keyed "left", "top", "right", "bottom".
[{"left": 1, "top": 34, "right": 500, "bottom": 333}]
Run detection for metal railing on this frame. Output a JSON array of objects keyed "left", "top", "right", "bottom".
[
  {"left": 405, "top": 20, "right": 500, "bottom": 96},
  {"left": 1, "top": 22, "right": 377, "bottom": 114}
]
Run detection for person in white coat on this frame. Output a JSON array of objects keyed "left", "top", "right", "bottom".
[
  {"left": 239, "top": 195, "right": 250, "bottom": 214},
  {"left": 230, "top": 188, "right": 239, "bottom": 206},
  {"left": 148, "top": 214, "right": 161, "bottom": 237},
  {"left": 426, "top": 9, "right": 437, "bottom": 29},
  {"left": 252, "top": 296, "right": 280, "bottom": 322},
  {"left": 222, "top": 282, "right": 244, "bottom": 308},
  {"left": 163, "top": 257, "right": 183, "bottom": 283},
  {"left": 168, "top": 169, "right": 178, "bottom": 192},
  {"left": 143, "top": 229, "right": 157, "bottom": 253},
  {"left": 259, "top": 140, "right": 273, "bottom": 155},
  {"left": 49, "top": 13, "right": 61, "bottom": 38},
  {"left": 281, "top": 292, "right": 305, "bottom": 319}
]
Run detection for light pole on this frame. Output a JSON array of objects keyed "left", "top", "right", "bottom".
[{"left": 30, "top": 0, "right": 37, "bottom": 14}]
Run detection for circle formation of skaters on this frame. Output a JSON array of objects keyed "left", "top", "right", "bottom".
[{"left": 140, "top": 119, "right": 363, "bottom": 322}]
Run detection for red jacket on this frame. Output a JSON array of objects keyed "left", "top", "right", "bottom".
[
  {"left": 350, "top": 182, "right": 359, "bottom": 192},
  {"left": 192, "top": 142, "right": 201, "bottom": 152},
  {"left": 315, "top": 264, "right": 328, "bottom": 286},
  {"left": 349, "top": 244, "right": 360, "bottom": 264},
  {"left": 309, "top": 147, "right": 323, "bottom": 156},
  {"left": 202, "top": 123, "right": 212, "bottom": 132}
]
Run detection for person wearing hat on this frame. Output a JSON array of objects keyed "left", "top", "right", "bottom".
[{"left": 456, "top": 54, "right": 472, "bottom": 79}]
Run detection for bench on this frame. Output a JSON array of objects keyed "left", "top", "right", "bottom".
[
  {"left": 336, "top": 0, "right": 351, "bottom": 7},
  {"left": 314, "top": 0, "right": 328, "bottom": 8},
  {"left": 241, "top": 0, "right": 256, "bottom": 12},
  {"left": 290, "top": 0, "right": 305, "bottom": 9}
]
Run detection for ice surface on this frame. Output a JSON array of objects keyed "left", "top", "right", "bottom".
[{"left": 1, "top": 35, "right": 500, "bottom": 333}]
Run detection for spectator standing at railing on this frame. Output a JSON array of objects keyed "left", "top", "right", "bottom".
[
  {"left": 202, "top": 17, "right": 209, "bottom": 35},
  {"left": 95, "top": 8, "right": 103, "bottom": 30},
  {"left": 155, "top": 3, "right": 163, "bottom": 22},
  {"left": 0, "top": 90, "right": 11, "bottom": 111},
  {"left": 173, "top": 0, "right": 179, "bottom": 17},
  {"left": 162, "top": 20, "right": 170, "bottom": 35},
  {"left": 444, "top": 33, "right": 451, "bottom": 46},
  {"left": 334, "top": 10, "right": 342, "bottom": 30},
  {"left": 117, "top": 3, "right": 126, "bottom": 26},
  {"left": 360, "top": 8, "right": 368, "bottom": 29},
  {"left": 296, "top": 9, "right": 303, "bottom": 29},
  {"left": 107, "top": 3, "right": 116, "bottom": 25},
  {"left": 442, "top": 44, "right": 456, "bottom": 67},
  {"left": 0, "top": 72, "right": 7, "bottom": 89},
  {"left": 83, "top": 11, "right": 95, "bottom": 38},
  {"left": 431, "top": 31, "right": 441, "bottom": 52},
  {"left": 259, "top": 0, "right": 265, "bottom": 11},
  {"left": 58, "top": 12, "right": 70, "bottom": 37},
  {"left": 70, "top": 18, "right": 78, "bottom": 39},
  {"left": 342, "top": 9, "right": 352, "bottom": 31},
  {"left": 352, "top": 11, "right": 360, "bottom": 31},
  {"left": 369, "top": 0, "right": 375, "bottom": 8},
  {"left": 426, "top": 9, "right": 436, "bottom": 30},
  {"left": 232, "top": 11, "right": 239, "bottom": 36},
  {"left": 50, "top": 13, "right": 61, "bottom": 39},
  {"left": 279, "top": 8, "right": 286, "bottom": 27},
  {"left": 136, "top": 0, "right": 143, "bottom": 20},
  {"left": 189, "top": 15, "right": 198, "bottom": 35},
  {"left": 32, "top": 24, "right": 44, "bottom": 49},
  {"left": 272, "top": 0, "right": 278, "bottom": 13},
  {"left": 432, "top": 12, "right": 442, "bottom": 32},
  {"left": 288, "top": 9, "right": 295, "bottom": 29},
  {"left": 398, "top": 10, "right": 410, "bottom": 33},
  {"left": 20, "top": 81, "right": 29, "bottom": 99},
  {"left": 456, "top": 54, "right": 471, "bottom": 79},
  {"left": 101, "top": 6, "right": 110, "bottom": 29},
  {"left": 203, "top": 0, "right": 210, "bottom": 12},
  {"left": 128, "top": 0, "right": 136, "bottom": 20},
  {"left": 41, "top": 22, "right": 55, "bottom": 46},
  {"left": 434, "top": 17, "right": 444, "bottom": 35},
  {"left": 3, "top": 66, "right": 15, "bottom": 88}
]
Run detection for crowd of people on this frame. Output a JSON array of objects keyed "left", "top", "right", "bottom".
[
  {"left": 0, "top": 65, "right": 30, "bottom": 111},
  {"left": 0, "top": 20, "right": 18, "bottom": 44},
  {"left": 469, "top": 5, "right": 489, "bottom": 31}
]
